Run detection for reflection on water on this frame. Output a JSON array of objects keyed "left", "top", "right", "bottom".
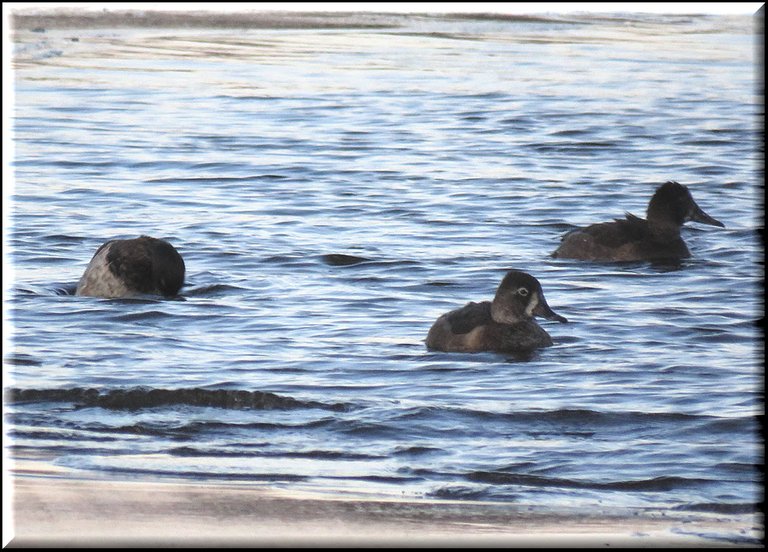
[{"left": 6, "top": 8, "right": 763, "bottom": 536}]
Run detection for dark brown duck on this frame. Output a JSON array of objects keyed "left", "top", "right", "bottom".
[
  {"left": 552, "top": 181, "right": 724, "bottom": 262},
  {"left": 426, "top": 270, "right": 567, "bottom": 354},
  {"left": 76, "top": 235, "right": 185, "bottom": 298}
]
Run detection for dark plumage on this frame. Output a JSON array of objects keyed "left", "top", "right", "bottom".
[
  {"left": 75, "top": 235, "right": 185, "bottom": 298},
  {"left": 552, "top": 181, "right": 724, "bottom": 262},
  {"left": 426, "top": 270, "right": 567, "bottom": 354}
]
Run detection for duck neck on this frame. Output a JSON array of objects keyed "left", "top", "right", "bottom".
[
  {"left": 646, "top": 201, "right": 684, "bottom": 238},
  {"left": 490, "top": 299, "right": 525, "bottom": 325},
  {"left": 646, "top": 216, "right": 683, "bottom": 239}
]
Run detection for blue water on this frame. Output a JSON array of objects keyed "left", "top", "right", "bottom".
[{"left": 6, "top": 9, "right": 763, "bottom": 523}]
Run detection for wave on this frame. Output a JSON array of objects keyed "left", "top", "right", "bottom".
[
  {"left": 169, "top": 446, "right": 385, "bottom": 461},
  {"left": 12, "top": 283, "right": 77, "bottom": 296},
  {"left": 429, "top": 485, "right": 492, "bottom": 501},
  {"left": 5, "top": 387, "right": 351, "bottom": 412},
  {"left": 94, "top": 465, "right": 312, "bottom": 482},
  {"left": 394, "top": 405, "right": 718, "bottom": 425},
  {"left": 175, "top": 283, "right": 246, "bottom": 297},
  {"left": 321, "top": 253, "right": 373, "bottom": 266},
  {"left": 110, "top": 310, "right": 177, "bottom": 322},
  {"left": 672, "top": 502, "right": 761, "bottom": 515},
  {"left": 4, "top": 354, "right": 43, "bottom": 366},
  {"left": 389, "top": 406, "right": 759, "bottom": 438},
  {"left": 466, "top": 472, "right": 716, "bottom": 492}
]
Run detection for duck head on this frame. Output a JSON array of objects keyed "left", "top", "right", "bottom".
[
  {"left": 490, "top": 270, "right": 568, "bottom": 325},
  {"left": 646, "top": 181, "right": 724, "bottom": 230}
]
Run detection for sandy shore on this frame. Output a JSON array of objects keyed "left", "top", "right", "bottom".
[{"left": 5, "top": 462, "right": 763, "bottom": 548}]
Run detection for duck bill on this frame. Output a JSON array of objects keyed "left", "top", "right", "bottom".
[
  {"left": 690, "top": 203, "right": 725, "bottom": 228},
  {"left": 533, "top": 298, "right": 568, "bottom": 323}
]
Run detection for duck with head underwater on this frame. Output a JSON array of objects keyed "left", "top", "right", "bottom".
[
  {"left": 75, "top": 235, "right": 185, "bottom": 299},
  {"left": 552, "top": 181, "right": 724, "bottom": 262},
  {"left": 426, "top": 270, "right": 567, "bottom": 354}
]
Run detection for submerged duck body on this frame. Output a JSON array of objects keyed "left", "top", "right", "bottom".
[
  {"left": 75, "top": 235, "right": 185, "bottom": 298},
  {"left": 552, "top": 181, "right": 724, "bottom": 262},
  {"left": 426, "top": 270, "right": 567, "bottom": 354}
]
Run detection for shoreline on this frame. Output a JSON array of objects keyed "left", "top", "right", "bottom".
[{"left": 6, "top": 463, "right": 763, "bottom": 548}]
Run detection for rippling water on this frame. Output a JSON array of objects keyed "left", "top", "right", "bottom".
[{"left": 5, "top": 9, "right": 763, "bottom": 529}]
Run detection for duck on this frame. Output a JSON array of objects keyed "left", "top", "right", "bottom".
[
  {"left": 426, "top": 270, "right": 567, "bottom": 354},
  {"left": 551, "top": 181, "right": 724, "bottom": 262},
  {"left": 75, "top": 235, "right": 185, "bottom": 298}
]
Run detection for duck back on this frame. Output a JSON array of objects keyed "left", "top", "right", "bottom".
[{"left": 553, "top": 214, "right": 689, "bottom": 262}]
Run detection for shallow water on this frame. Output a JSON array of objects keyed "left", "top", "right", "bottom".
[{"left": 5, "top": 9, "right": 763, "bottom": 531}]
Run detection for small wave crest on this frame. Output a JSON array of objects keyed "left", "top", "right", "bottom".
[
  {"left": 320, "top": 253, "right": 373, "bottom": 266},
  {"left": 672, "top": 502, "right": 760, "bottom": 515},
  {"left": 5, "top": 387, "right": 350, "bottom": 412},
  {"left": 466, "top": 472, "right": 714, "bottom": 492},
  {"left": 168, "top": 446, "right": 384, "bottom": 461},
  {"left": 395, "top": 405, "right": 716, "bottom": 426},
  {"left": 181, "top": 283, "right": 246, "bottom": 297}
]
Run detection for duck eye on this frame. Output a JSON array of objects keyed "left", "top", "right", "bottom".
[{"left": 517, "top": 287, "right": 529, "bottom": 297}]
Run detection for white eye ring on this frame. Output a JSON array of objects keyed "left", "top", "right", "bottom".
[{"left": 517, "top": 287, "right": 529, "bottom": 297}]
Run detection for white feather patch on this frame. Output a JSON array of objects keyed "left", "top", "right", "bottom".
[{"left": 525, "top": 293, "right": 539, "bottom": 317}]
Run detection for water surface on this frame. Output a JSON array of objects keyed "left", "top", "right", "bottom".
[{"left": 5, "top": 9, "right": 763, "bottom": 542}]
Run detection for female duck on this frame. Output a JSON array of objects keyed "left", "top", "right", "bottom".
[
  {"left": 426, "top": 270, "right": 567, "bottom": 354},
  {"left": 552, "top": 181, "right": 724, "bottom": 262},
  {"left": 75, "top": 235, "right": 185, "bottom": 298}
]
